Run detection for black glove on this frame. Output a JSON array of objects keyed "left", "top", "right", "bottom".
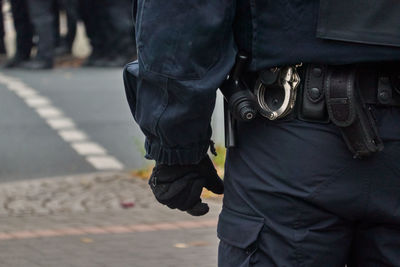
[{"left": 149, "top": 155, "right": 224, "bottom": 216}]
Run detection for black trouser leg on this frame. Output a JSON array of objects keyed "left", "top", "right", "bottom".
[
  {"left": 10, "top": 0, "right": 34, "bottom": 59},
  {"left": 0, "top": 0, "right": 6, "bottom": 54},
  {"left": 219, "top": 107, "right": 400, "bottom": 266},
  {"left": 53, "top": 0, "right": 60, "bottom": 48},
  {"left": 79, "top": 0, "right": 107, "bottom": 58},
  {"left": 63, "top": 0, "right": 78, "bottom": 49},
  {"left": 107, "top": 0, "right": 136, "bottom": 58},
  {"left": 26, "top": 0, "right": 55, "bottom": 61}
]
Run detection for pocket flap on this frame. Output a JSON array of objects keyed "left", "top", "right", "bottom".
[
  {"left": 217, "top": 208, "right": 264, "bottom": 249},
  {"left": 317, "top": 0, "right": 400, "bottom": 47}
]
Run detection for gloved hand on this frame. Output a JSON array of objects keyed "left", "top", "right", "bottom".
[{"left": 149, "top": 155, "right": 224, "bottom": 216}]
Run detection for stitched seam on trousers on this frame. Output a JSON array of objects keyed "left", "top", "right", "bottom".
[
  {"left": 292, "top": 200, "right": 304, "bottom": 267},
  {"left": 361, "top": 174, "right": 372, "bottom": 220},
  {"left": 381, "top": 143, "right": 400, "bottom": 175},
  {"left": 308, "top": 164, "right": 352, "bottom": 201}
]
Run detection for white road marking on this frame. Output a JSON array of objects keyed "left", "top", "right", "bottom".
[
  {"left": 71, "top": 142, "right": 106, "bottom": 156},
  {"left": 36, "top": 107, "right": 63, "bottom": 119},
  {"left": 46, "top": 118, "right": 76, "bottom": 129},
  {"left": 86, "top": 156, "right": 124, "bottom": 170},
  {"left": 25, "top": 96, "right": 51, "bottom": 108},
  {"left": 0, "top": 72, "right": 125, "bottom": 171},
  {"left": 7, "top": 83, "right": 32, "bottom": 92},
  {"left": 58, "top": 130, "right": 88, "bottom": 142},
  {"left": 15, "top": 88, "right": 38, "bottom": 98}
]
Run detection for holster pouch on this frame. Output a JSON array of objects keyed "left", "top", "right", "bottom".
[
  {"left": 297, "top": 64, "right": 329, "bottom": 123},
  {"left": 325, "top": 66, "right": 384, "bottom": 158}
]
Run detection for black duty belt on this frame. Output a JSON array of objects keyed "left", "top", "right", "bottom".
[
  {"left": 254, "top": 63, "right": 400, "bottom": 158},
  {"left": 299, "top": 64, "right": 386, "bottom": 157},
  {"left": 299, "top": 63, "right": 400, "bottom": 118},
  {"left": 260, "top": 63, "right": 400, "bottom": 158},
  {"left": 221, "top": 53, "right": 399, "bottom": 157},
  {"left": 296, "top": 64, "right": 399, "bottom": 125}
]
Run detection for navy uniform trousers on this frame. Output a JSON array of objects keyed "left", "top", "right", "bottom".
[{"left": 218, "top": 106, "right": 400, "bottom": 266}]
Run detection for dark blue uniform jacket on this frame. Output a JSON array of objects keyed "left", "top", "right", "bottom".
[{"left": 124, "top": 0, "right": 400, "bottom": 165}]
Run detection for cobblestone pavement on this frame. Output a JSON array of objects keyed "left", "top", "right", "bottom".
[
  {"left": 0, "top": 172, "right": 156, "bottom": 217},
  {"left": 0, "top": 173, "right": 222, "bottom": 267}
]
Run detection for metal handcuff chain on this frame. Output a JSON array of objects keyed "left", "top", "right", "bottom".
[{"left": 254, "top": 65, "right": 301, "bottom": 120}]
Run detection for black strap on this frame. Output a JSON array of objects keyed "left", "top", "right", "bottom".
[{"left": 325, "top": 66, "right": 384, "bottom": 158}]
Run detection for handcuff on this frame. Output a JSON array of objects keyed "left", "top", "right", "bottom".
[
  {"left": 220, "top": 52, "right": 302, "bottom": 147},
  {"left": 254, "top": 64, "right": 301, "bottom": 120}
]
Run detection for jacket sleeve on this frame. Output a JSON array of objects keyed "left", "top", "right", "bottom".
[{"left": 124, "top": 0, "right": 237, "bottom": 165}]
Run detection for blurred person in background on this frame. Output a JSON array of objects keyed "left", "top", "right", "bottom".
[
  {"left": 2, "top": 0, "right": 34, "bottom": 68},
  {"left": 0, "top": 0, "right": 135, "bottom": 69},
  {"left": 81, "top": 0, "right": 136, "bottom": 67},
  {"left": 79, "top": 0, "right": 110, "bottom": 67},
  {"left": 22, "top": 0, "right": 56, "bottom": 69}
]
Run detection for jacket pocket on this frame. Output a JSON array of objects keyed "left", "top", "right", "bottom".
[
  {"left": 317, "top": 0, "right": 400, "bottom": 47},
  {"left": 218, "top": 208, "right": 264, "bottom": 267},
  {"left": 136, "top": 0, "right": 231, "bottom": 80}
]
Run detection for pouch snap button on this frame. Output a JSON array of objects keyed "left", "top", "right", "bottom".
[{"left": 309, "top": 87, "right": 321, "bottom": 100}]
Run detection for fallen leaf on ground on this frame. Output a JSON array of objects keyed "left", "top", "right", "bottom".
[
  {"left": 81, "top": 238, "right": 94, "bottom": 243},
  {"left": 174, "top": 243, "right": 188, "bottom": 249}
]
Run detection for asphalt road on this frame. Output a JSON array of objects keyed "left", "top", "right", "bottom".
[{"left": 0, "top": 67, "right": 147, "bottom": 182}]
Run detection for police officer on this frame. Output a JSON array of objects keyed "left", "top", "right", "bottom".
[
  {"left": 2, "top": 0, "right": 34, "bottom": 68},
  {"left": 124, "top": 1, "right": 400, "bottom": 266},
  {"left": 23, "top": 0, "right": 56, "bottom": 69}
]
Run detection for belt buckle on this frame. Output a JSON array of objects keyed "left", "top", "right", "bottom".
[{"left": 254, "top": 65, "right": 301, "bottom": 120}]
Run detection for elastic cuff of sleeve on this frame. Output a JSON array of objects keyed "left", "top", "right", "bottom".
[{"left": 144, "top": 138, "right": 210, "bottom": 165}]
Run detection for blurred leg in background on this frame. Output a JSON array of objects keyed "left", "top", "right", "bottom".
[
  {"left": 3, "top": 0, "right": 34, "bottom": 68},
  {"left": 80, "top": 0, "right": 109, "bottom": 67},
  {"left": 55, "top": 0, "right": 78, "bottom": 57},
  {"left": 101, "top": 0, "right": 136, "bottom": 67},
  {"left": 63, "top": 0, "right": 78, "bottom": 54},
  {"left": 23, "top": 0, "right": 56, "bottom": 69},
  {"left": 0, "top": 0, "right": 7, "bottom": 58},
  {"left": 53, "top": 0, "right": 60, "bottom": 51}
]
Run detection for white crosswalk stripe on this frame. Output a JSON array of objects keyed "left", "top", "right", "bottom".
[{"left": 0, "top": 73, "right": 124, "bottom": 171}]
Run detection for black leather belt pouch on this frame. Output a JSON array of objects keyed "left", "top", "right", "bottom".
[
  {"left": 325, "top": 66, "right": 384, "bottom": 158},
  {"left": 317, "top": 0, "right": 400, "bottom": 47},
  {"left": 297, "top": 64, "right": 329, "bottom": 123}
]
